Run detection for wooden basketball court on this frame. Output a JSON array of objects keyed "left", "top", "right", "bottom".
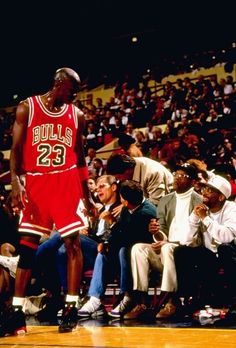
[{"left": 1, "top": 325, "right": 236, "bottom": 348}]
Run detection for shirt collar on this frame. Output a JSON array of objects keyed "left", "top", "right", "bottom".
[{"left": 128, "top": 198, "right": 145, "bottom": 214}]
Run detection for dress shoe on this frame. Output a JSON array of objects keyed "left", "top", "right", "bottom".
[
  {"left": 156, "top": 300, "right": 176, "bottom": 319},
  {"left": 123, "top": 304, "right": 147, "bottom": 320}
]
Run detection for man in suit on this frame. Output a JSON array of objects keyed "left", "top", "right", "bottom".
[{"left": 123, "top": 163, "right": 203, "bottom": 320}]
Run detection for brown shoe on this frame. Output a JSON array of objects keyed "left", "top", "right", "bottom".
[
  {"left": 156, "top": 300, "right": 176, "bottom": 319},
  {"left": 123, "top": 304, "right": 147, "bottom": 320}
]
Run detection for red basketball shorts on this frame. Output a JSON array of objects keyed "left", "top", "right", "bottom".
[{"left": 19, "top": 166, "right": 88, "bottom": 238}]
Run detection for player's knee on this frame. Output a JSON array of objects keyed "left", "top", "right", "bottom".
[
  {"left": 64, "top": 235, "right": 80, "bottom": 248},
  {"left": 64, "top": 239, "right": 81, "bottom": 256},
  {"left": 18, "top": 244, "right": 38, "bottom": 269}
]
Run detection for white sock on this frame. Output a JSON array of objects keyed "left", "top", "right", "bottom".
[
  {"left": 123, "top": 295, "right": 131, "bottom": 302},
  {"left": 90, "top": 296, "right": 101, "bottom": 306},
  {"left": 12, "top": 297, "right": 25, "bottom": 310},
  {"left": 65, "top": 294, "right": 79, "bottom": 303}
]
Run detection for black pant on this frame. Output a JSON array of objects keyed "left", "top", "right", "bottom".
[
  {"left": 174, "top": 245, "right": 220, "bottom": 306},
  {"left": 217, "top": 242, "right": 236, "bottom": 304}
]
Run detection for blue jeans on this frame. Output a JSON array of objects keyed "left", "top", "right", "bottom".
[
  {"left": 57, "top": 234, "right": 98, "bottom": 292},
  {"left": 35, "top": 232, "right": 98, "bottom": 294},
  {"left": 88, "top": 246, "right": 132, "bottom": 298}
]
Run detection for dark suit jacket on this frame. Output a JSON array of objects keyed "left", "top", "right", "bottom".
[{"left": 108, "top": 199, "right": 157, "bottom": 250}]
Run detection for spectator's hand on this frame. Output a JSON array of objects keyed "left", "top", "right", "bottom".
[
  {"left": 79, "top": 228, "right": 89, "bottom": 236},
  {"left": 111, "top": 204, "right": 123, "bottom": 217},
  {"left": 194, "top": 204, "right": 209, "bottom": 219},
  {"left": 94, "top": 203, "right": 103, "bottom": 211},
  {"left": 151, "top": 241, "right": 166, "bottom": 254},
  {"left": 97, "top": 242, "right": 109, "bottom": 253},
  {"left": 148, "top": 218, "right": 160, "bottom": 235},
  {"left": 99, "top": 210, "right": 116, "bottom": 225}
]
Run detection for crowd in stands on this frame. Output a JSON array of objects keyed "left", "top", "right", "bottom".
[
  {"left": 79, "top": 73, "right": 236, "bottom": 180},
  {"left": 0, "top": 70, "right": 236, "bottom": 325}
]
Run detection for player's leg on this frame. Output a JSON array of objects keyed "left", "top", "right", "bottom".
[
  {"left": 58, "top": 233, "right": 83, "bottom": 333},
  {"left": 0, "top": 235, "right": 40, "bottom": 337}
]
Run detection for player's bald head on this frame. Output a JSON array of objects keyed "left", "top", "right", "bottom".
[{"left": 54, "top": 67, "right": 81, "bottom": 89}]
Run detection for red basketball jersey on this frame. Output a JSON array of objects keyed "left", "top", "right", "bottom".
[{"left": 22, "top": 96, "right": 78, "bottom": 173}]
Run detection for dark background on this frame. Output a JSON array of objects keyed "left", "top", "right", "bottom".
[{"left": 0, "top": 0, "right": 235, "bottom": 107}]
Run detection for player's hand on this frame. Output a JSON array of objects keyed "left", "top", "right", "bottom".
[{"left": 10, "top": 178, "right": 27, "bottom": 213}]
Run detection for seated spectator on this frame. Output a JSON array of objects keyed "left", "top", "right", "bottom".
[
  {"left": 77, "top": 180, "right": 156, "bottom": 318},
  {"left": 109, "top": 115, "right": 125, "bottom": 138},
  {"left": 97, "top": 117, "right": 113, "bottom": 146},
  {"left": 84, "top": 121, "right": 98, "bottom": 150},
  {"left": 158, "top": 138, "right": 189, "bottom": 171},
  {"left": 124, "top": 123, "right": 136, "bottom": 139},
  {"left": 134, "top": 130, "right": 148, "bottom": 155},
  {"left": 143, "top": 121, "right": 155, "bottom": 142},
  {"left": 87, "top": 175, "right": 103, "bottom": 220},
  {"left": 174, "top": 174, "right": 236, "bottom": 313},
  {"left": 122, "top": 163, "right": 202, "bottom": 320},
  {"left": 147, "top": 127, "right": 165, "bottom": 161},
  {"left": 92, "top": 158, "right": 106, "bottom": 179},
  {"left": 85, "top": 148, "right": 97, "bottom": 175}
]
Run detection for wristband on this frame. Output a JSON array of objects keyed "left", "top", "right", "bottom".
[
  {"left": 79, "top": 166, "right": 89, "bottom": 181},
  {"left": 153, "top": 231, "right": 167, "bottom": 242}
]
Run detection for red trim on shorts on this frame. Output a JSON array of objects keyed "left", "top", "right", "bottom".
[{"left": 20, "top": 240, "right": 38, "bottom": 250}]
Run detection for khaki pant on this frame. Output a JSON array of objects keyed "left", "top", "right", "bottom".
[{"left": 131, "top": 242, "right": 178, "bottom": 293}]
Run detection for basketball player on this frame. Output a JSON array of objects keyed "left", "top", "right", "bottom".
[{"left": 0, "top": 68, "right": 89, "bottom": 336}]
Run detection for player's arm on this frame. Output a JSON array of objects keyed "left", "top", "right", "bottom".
[
  {"left": 75, "top": 108, "right": 91, "bottom": 209},
  {"left": 76, "top": 108, "right": 86, "bottom": 167},
  {"left": 10, "top": 100, "right": 29, "bottom": 212}
]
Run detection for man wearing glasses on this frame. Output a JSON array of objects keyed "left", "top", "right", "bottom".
[
  {"left": 122, "top": 163, "right": 203, "bottom": 320},
  {"left": 174, "top": 174, "right": 236, "bottom": 315},
  {"left": 77, "top": 180, "right": 156, "bottom": 318}
]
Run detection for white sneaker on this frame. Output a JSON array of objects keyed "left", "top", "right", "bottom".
[
  {"left": 24, "top": 293, "right": 47, "bottom": 315},
  {"left": 77, "top": 297, "right": 106, "bottom": 318},
  {"left": 0, "top": 255, "right": 19, "bottom": 278},
  {"left": 109, "top": 296, "right": 133, "bottom": 317}
]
